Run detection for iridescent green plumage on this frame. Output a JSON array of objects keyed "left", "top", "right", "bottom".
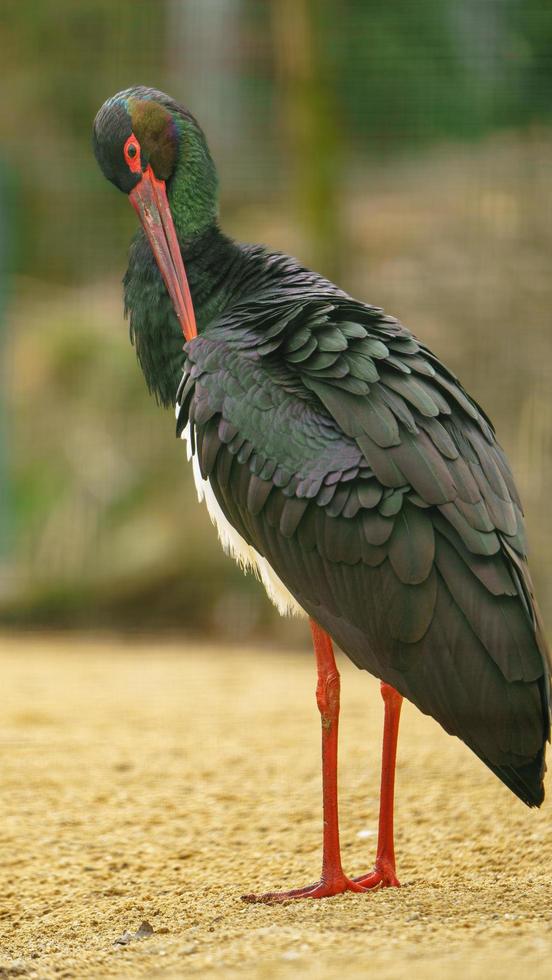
[{"left": 175, "top": 286, "right": 550, "bottom": 805}]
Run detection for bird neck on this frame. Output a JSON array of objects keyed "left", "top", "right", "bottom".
[
  {"left": 166, "top": 123, "right": 219, "bottom": 241},
  {"left": 125, "top": 222, "right": 245, "bottom": 406},
  {"left": 179, "top": 223, "right": 246, "bottom": 332}
]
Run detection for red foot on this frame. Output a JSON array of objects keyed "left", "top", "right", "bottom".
[
  {"left": 241, "top": 872, "right": 385, "bottom": 904},
  {"left": 354, "top": 859, "right": 400, "bottom": 889}
]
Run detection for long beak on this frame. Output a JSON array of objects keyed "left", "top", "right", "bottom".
[{"left": 129, "top": 165, "right": 197, "bottom": 342}]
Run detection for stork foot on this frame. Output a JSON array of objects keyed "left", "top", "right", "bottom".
[
  {"left": 242, "top": 874, "right": 372, "bottom": 903},
  {"left": 353, "top": 858, "right": 400, "bottom": 889}
]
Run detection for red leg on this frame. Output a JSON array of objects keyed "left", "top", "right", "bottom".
[
  {"left": 354, "top": 681, "right": 402, "bottom": 889},
  {"left": 242, "top": 619, "right": 367, "bottom": 902}
]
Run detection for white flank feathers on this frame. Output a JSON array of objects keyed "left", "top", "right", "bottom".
[{"left": 180, "top": 421, "right": 305, "bottom": 618}]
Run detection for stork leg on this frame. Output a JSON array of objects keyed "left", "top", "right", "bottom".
[
  {"left": 353, "top": 681, "right": 402, "bottom": 888},
  {"left": 242, "top": 620, "right": 370, "bottom": 902}
]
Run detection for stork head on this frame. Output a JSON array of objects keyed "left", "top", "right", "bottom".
[{"left": 93, "top": 86, "right": 218, "bottom": 341}]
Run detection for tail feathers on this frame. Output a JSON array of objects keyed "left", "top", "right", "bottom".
[{"left": 472, "top": 744, "right": 547, "bottom": 808}]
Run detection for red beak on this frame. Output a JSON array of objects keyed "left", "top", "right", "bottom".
[{"left": 129, "top": 165, "right": 197, "bottom": 342}]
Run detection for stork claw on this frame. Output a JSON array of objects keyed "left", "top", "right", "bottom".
[{"left": 353, "top": 859, "right": 401, "bottom": 889}]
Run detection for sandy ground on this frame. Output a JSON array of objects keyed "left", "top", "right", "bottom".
[{"left": 1, "top": 634, "right": 552, "bottom": 980}]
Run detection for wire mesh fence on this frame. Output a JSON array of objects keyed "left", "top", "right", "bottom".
[{"left": 2, "top": 0, "right": 552, "bottom": 634}]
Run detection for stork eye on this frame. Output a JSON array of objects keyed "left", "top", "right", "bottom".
[{"left": 124, "top": 136, "right": 140, "bottom": 170}]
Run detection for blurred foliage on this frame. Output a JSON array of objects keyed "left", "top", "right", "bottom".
[
  {"left": 2, "top": 0, "right": 552, "bottom": 283},
  {"left": 1, "top": 0, "right": 552, "bottom": 636},
  {"left": 334, "top": 0, "right": 552, "bottom": 146}
]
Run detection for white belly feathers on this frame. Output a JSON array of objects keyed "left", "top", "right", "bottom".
[{"left": 180, "top": 422, "right": 305, "bottom": 618}]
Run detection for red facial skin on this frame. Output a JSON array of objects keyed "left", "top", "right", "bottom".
[{"left": 124, "top": 134, "right": 197, "bottom": 343}]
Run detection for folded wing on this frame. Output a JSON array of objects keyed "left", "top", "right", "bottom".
[{"left": 176, "top": 295, "right": 551, "bottom": 805}]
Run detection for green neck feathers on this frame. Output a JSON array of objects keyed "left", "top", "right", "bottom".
[
  {"left": 125, "top": 223, "right": 244, "bottom": 407},
  {"left": 167, "top": 116, "right": 219, "bottom": 241}
]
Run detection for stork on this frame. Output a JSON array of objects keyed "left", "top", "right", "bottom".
[{"left": 93, "top": 87, "right": 551, "bottom": 902}]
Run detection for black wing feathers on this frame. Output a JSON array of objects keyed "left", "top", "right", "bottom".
[{"left": 176, "top": 291, "right": 550, "bottom": 806}]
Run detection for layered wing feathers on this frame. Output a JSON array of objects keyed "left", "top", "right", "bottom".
[{"left": 176, "top": 293, "right": 551, "bottom": 805}]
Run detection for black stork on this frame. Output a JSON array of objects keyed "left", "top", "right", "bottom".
[{"left": 93, "top": 87, "right": 551, "bottom": 903}]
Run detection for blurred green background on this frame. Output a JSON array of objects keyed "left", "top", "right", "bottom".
[{"left": 1, "top": 0, "right": 552, "bottom": 640}]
